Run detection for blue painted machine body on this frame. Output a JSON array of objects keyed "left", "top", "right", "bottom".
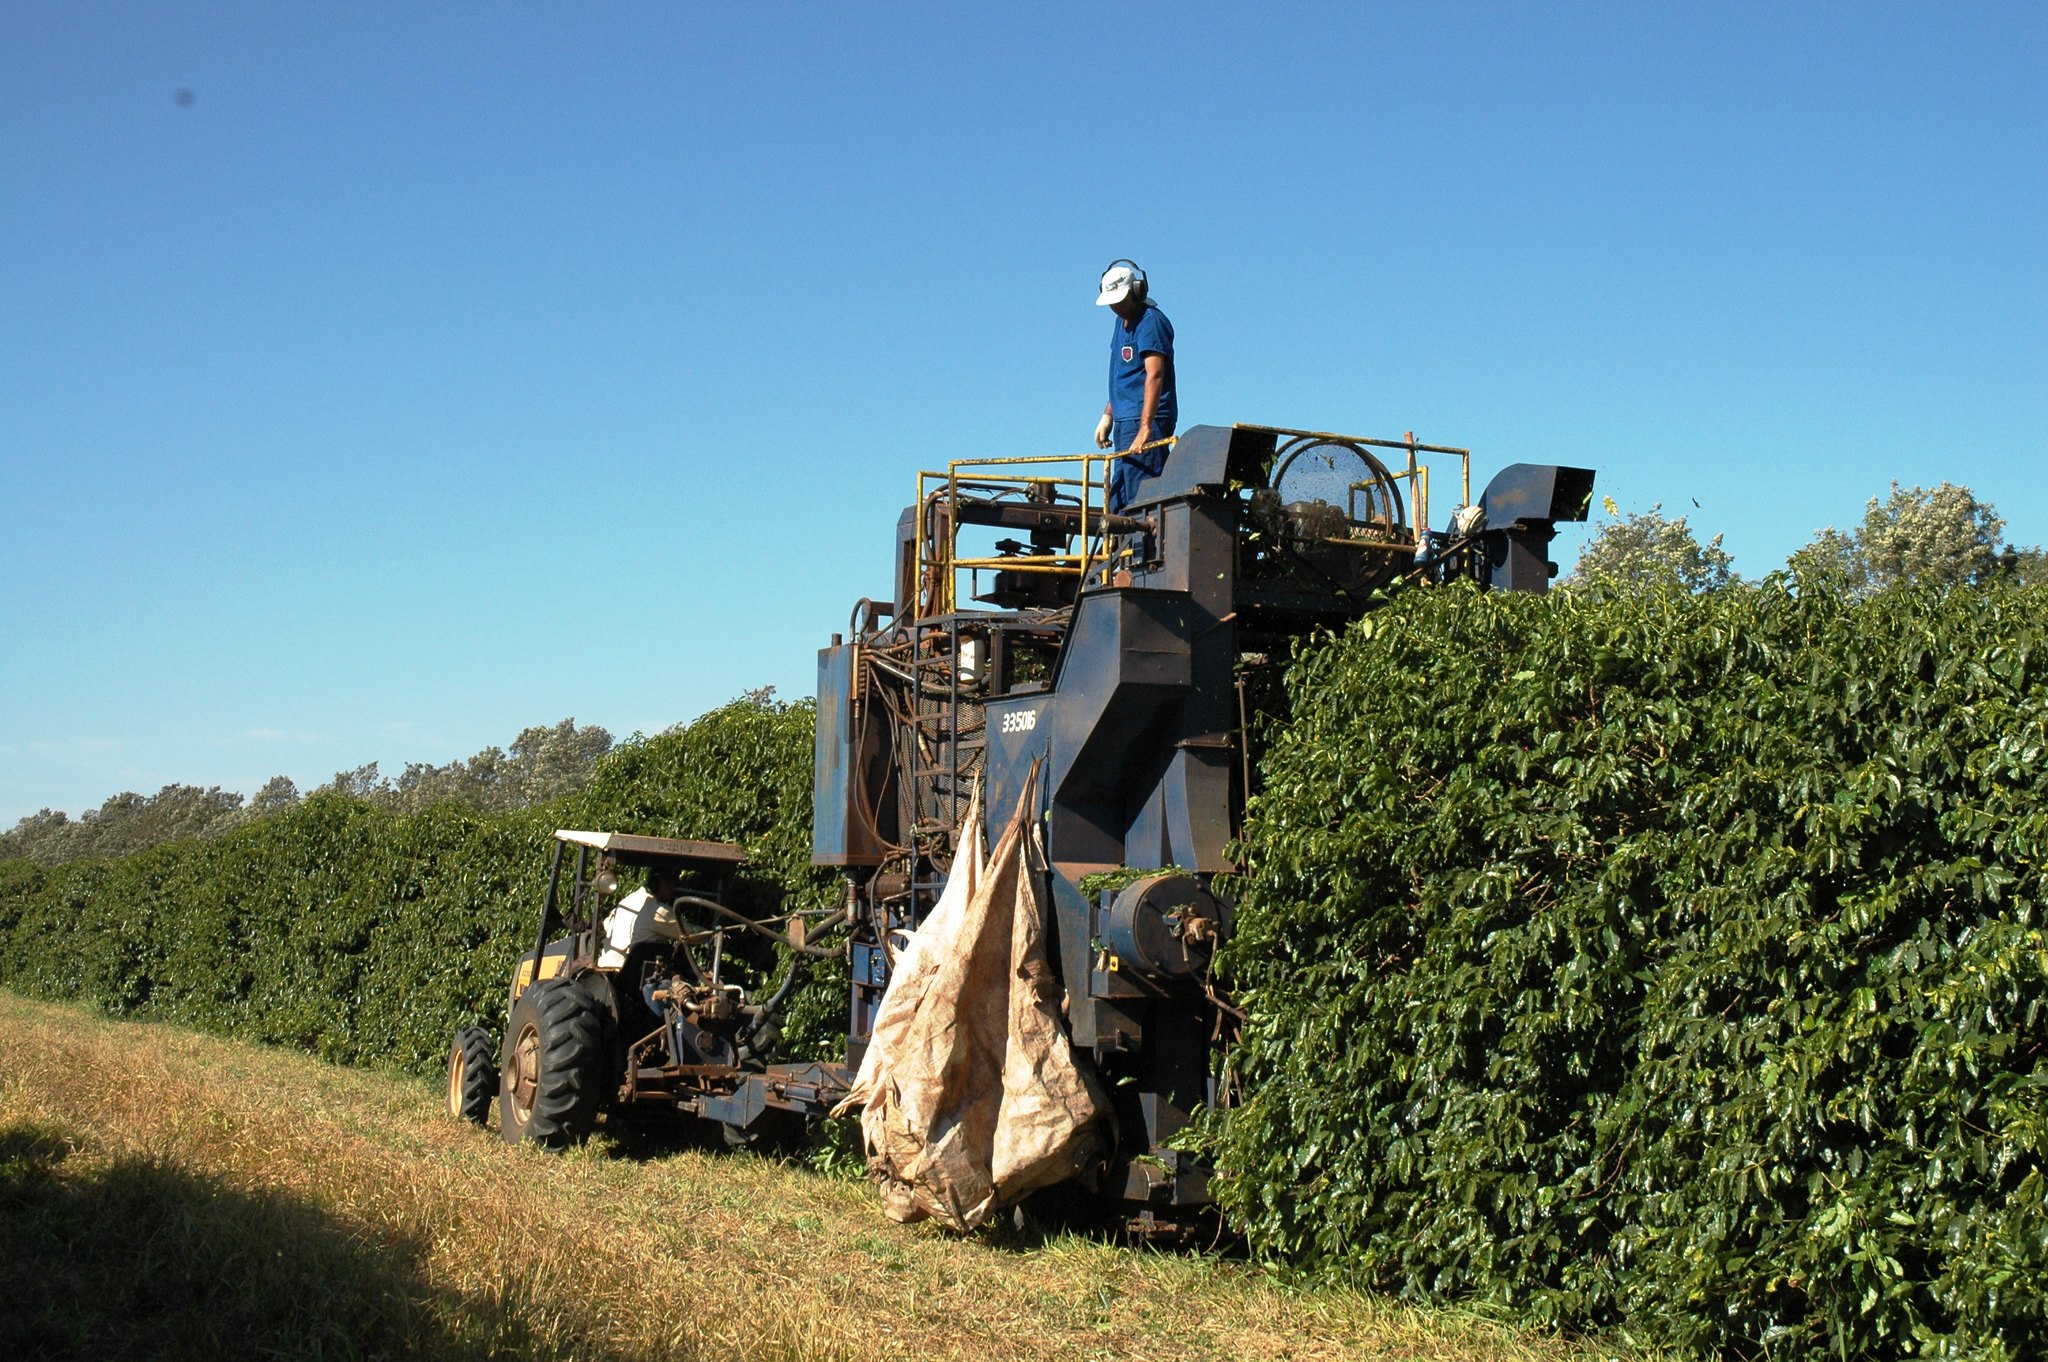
[{"left": 810, "top": 423, "right": 1594, "bottom": 1217}]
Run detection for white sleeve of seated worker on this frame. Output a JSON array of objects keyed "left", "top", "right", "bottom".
[{"left": 598, "top": 887, "right": 682, "bottom": 968}]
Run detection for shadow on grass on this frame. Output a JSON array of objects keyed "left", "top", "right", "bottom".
[
  {"left": 592, "top": 1104, "right": 818, "bottom": 1166},
  {"left": 0, "top": 1120, "right": 638, "bottom": 1362},
  {"left": 588, "top": 1108, "right": 1228, "bottom": 1260},
  {"left": 971, "top": 1181, "right": 1244, "bottom": 1258}
]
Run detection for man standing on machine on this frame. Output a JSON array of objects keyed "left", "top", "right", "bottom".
[{"left": 1092, "top": 259, "right": 1177, "bottom": 513}]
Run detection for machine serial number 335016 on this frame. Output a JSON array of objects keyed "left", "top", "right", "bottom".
[{"left": 998, "top": 709, "right": 1039, "bottom": 734}]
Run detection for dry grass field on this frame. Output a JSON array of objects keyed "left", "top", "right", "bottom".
[{"left": 0, "top": 992, "right": 1650, "bottom": 1361}]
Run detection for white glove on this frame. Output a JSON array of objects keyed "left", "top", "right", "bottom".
[{"left": 1094, "top": 412, "right": 1114, "bottom": 449}]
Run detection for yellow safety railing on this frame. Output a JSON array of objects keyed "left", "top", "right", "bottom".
[
  {"left": 907, "top": 428, "right": 1465, "bottom": 617},
  {"left": 910, "top": 439, "right": 1174, "bottom": 617}
]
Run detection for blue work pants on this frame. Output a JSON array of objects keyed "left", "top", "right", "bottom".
[{"left": 1107, "top": 417, "right": 1175, "bottom": 513}]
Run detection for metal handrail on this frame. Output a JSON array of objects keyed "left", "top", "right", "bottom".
[
  {"left": 912, "top": 429, "right": 1462, "bottom": 617},
  {"left": 914, "top": 443, "right": 1170, "bottom": 617}
]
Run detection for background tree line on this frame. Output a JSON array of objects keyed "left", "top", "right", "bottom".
[
  {"left": 0, "top": 718, "right": 613, "bottom": 867},
  {"left": 10, "top": 480, "right": 2032, "bottom": 870},
  {"left": 1565, "top": 480, "right": 2047, "bottom": 594}
]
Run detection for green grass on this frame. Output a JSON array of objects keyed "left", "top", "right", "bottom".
[{"left": 0, "top": 991, "right": 1653, "bottom": 1361}]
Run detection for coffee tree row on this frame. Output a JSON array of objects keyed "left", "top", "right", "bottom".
[
  {"left": 0, "top": 694, "right": 838, "bottom": 1072},
  {"left": 1216, "top": 580, "right": 2046, "bottom": 1360}
]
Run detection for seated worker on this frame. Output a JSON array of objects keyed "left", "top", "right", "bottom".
[
  {"left": 598, "top": 865, "right": 685, "bottom": 970},
  {"left": 1092, "top": 259, "right": 1177, "bottom": 513}
]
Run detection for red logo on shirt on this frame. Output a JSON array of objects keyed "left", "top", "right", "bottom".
[{"left": 1120, "top": 345, "right": 1134, "bottom": 362}]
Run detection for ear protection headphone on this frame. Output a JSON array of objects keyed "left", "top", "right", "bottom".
[{"left": 1102, "top": 257, "right": 1148, "bottom": 304}]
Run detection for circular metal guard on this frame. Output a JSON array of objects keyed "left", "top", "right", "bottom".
[
  {"left": 1266, "top": 435, "right": 1415, "bottom": 592},
  {"left": 1271, "top": 435, "right": 1407, "bottom": 531}
]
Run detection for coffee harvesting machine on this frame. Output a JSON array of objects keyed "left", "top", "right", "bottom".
[
  {"left": 453, "top": 422, "right": 1592, "bottom": 1230},
  {"left": 809, "top": 423, "right": 1594, "bottom": 1226}
]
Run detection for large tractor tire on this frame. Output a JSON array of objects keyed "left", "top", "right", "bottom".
[
  {"left": 499, "top": 979, "right": 608, "bottom": 1149},
  {"left": 446, "top": 1025, "right": 497, "bottom": 1126}
]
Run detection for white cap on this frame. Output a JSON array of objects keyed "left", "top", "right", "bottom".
[{"left": 1096, "top": 263, "right": 1140, "bottom": 306}]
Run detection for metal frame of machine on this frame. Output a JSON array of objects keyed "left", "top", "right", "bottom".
[{"left": 813, "top": 422, "right": 1594, "bottom": 1224}]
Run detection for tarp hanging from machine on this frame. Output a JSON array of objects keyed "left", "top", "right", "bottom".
[{"left": 834, "top": 766, "right": 1107, "bottom": 1230}]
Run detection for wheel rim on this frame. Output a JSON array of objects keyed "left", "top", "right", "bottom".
[
  {"left": 446, "top": 1041, "right": 465, "bottom": 1118},
  {"left": 510, "top": 1022, "right": 541, "bottom": 1124}
]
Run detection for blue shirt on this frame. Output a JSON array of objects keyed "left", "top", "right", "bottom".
[{"left": 1107, "top": 304, "right": 1176, "bottom": 428}]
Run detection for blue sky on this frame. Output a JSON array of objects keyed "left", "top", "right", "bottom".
[{"left": 2, "top": 2, "right": 2042, "bottom": 825}]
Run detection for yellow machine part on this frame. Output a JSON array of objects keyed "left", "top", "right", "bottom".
[{"left": 512, "top": 950, "right": 568, "bottom": 999}]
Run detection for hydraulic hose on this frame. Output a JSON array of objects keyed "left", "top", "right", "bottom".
[
  {"left": 736, "top": 955, "right": 806, "bottom": 1058},
  {"left": 672, "top": 895, "right": 849, "bottom": 958}
]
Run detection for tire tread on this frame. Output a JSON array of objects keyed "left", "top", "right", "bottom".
[{"left": 501, "top": 979, "right": 607, "bottom": 1149}]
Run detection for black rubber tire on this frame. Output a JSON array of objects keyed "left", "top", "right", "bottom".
[
  {"left": 446, "top": 1025, "right": 497, "bottom": 1126},
  {"left": 498, "top": 980, "right": 607, "bottom": 1149}
]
